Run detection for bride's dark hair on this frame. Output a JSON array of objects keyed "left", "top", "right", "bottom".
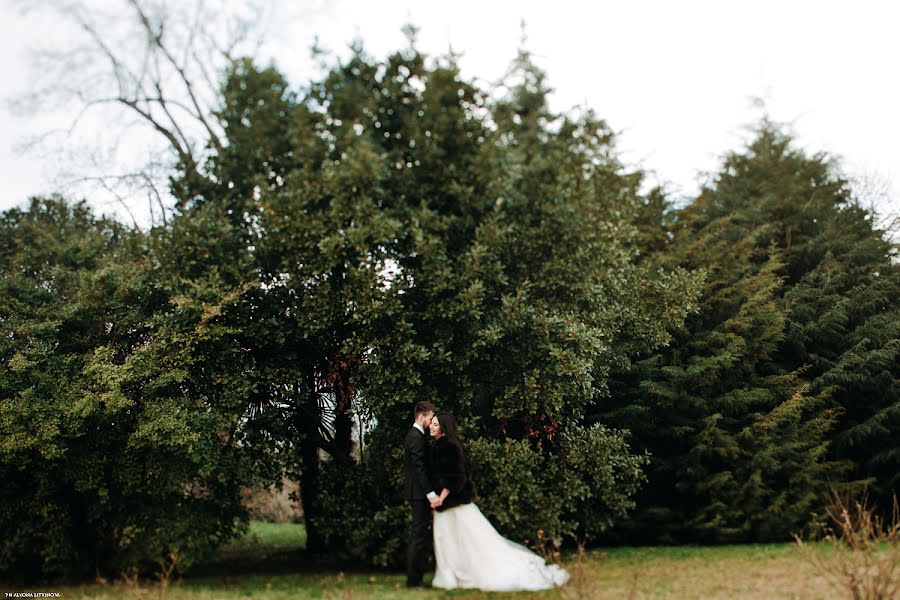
[
  {"left": 435, "top": 411, "right": 475, "bottom": 501},
  {"left": 435, "top": 412, "right": 460, "bottom": 442},
  {"left": 435, "top": 412, "right": 469, "bottom": 460}
]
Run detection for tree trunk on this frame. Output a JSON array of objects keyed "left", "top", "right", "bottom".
[
  {"left": 330, "top": 353, "right": 358, "bottom": 461},
  {"left": 297, "top": 377, "right": 324, "bottom": 554}
]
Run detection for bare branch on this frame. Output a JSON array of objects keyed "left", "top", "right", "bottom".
[
  {"left": 118, "top": 96, "right": 194, "bottom": 170},
  {"left": 127, "top": 0, "right": 225, "bottom": 153},
  {"left": 192, "top": 48, "right": 224, "bottom": 100},
  {"left": 90, "top": 176, "right": 139, "bottom": 228},
  {"left": 142, "top": 172, "right": 168, "bottom": 224},
  {"left": 13, "top": 0, "right": 286, "bottom": 227},
  {"left": 148, "top": 47, "right": 194, "bottom": 156},
  {"left": 181, "top": 0, "right": 206, "bottom": 69},
  {"left": 74, "top": 12, "right": 136, "bottom": 99}
]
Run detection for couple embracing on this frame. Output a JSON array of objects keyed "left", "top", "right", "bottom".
[{"left": 404, "top": 401, "right": 569, "bottom": 591}]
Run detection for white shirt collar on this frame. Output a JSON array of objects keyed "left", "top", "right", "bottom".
[{"left": 412, "top": 422, "right": 425, "bottom": 434}]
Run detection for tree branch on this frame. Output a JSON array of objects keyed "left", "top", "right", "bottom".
[{"left": 127, "top": 0, "right": 225, "bottom": 154}]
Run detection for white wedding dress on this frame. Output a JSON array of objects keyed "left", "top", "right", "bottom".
[{"left": 432, "top": 503, "right": 570, "bottom": 591}]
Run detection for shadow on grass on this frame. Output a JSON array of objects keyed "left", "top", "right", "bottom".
[
  {"left": 187, "top": 521, "right": 313, "bottom": 578},
  {"left": 185, "top": 521, "right": 399, "bottom": 580},
  {"left": 187, "top": 547, "right": 316, "bottom": 579}
]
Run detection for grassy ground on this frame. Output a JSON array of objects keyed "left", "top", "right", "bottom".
[{"left": 1, "top": 522, "right": 841, "bottom": 599}]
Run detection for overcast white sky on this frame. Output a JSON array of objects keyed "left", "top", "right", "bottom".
[{"left": 2, "top": 0, "right": 898, "bottom": 225}]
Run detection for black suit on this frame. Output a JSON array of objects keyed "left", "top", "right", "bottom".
[{"left": 404, "top": 425, "right": 433, "bottom": 587}]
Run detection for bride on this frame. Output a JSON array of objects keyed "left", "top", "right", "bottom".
[{"left": 428, "top": 412, "right": 570, "bottom": 591}]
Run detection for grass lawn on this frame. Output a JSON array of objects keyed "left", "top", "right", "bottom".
[{"left": 1, "top": 522, "right": 842, "bottom": 599}]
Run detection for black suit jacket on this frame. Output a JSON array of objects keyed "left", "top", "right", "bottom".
[
  {"left": 431, "top": 437, "right": 476, "bottom": 511},
  {"left": 404, "top": 426, "right": 433, "bottom": 501}
]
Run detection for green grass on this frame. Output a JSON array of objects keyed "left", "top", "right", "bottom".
[
  {"left": 243, "top": 521, "right": 308, "bottom": 549},
  {"left": 210, "top": 521, "right": 307, "bottom": 562},
  {"left": 1, "top": 522, "right": 841, "bottom": 599}
]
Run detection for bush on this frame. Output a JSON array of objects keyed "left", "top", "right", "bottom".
[
  {"left": 0, "top": 199, "right": 252, "bottom": 582},
  {"left": 314, "top": 458, "right": 408, "bottom": 568},
  {"left": 313, "top": 422, "right": 648, "bottom": 567},
  {"left": 558, "top": 424, "right": 649, "bottom": 536},
  {"left": 468, "top": 437, "right": 567, "bottom": 544},
  {"left": 470, "top": 424, "right": 649, "bottom": 545}
]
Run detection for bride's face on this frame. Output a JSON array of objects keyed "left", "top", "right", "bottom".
[{"left": 429, "top": 416, "right": 442, "bottom": 438}]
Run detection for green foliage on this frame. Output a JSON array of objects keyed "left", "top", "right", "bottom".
[
  {"left": 0, "top": 199, "right": 250, "bottom": 580},
  {"left": 20, "top": 30, "right": 896, "bottom": 582},
  {"left": 702, "top": 126, "right": 899, "bottom": 500},
  {"left": 600, "top": 236, "right": 842, "bottom": 541},
  {"left": 558, "top": 425, "right": 650, "bottom": 536},
  {"left": 469, "top": 425, "right": 649, "bottom": 545},
  {"left": 313, "top": 423, "right": 647, "bottom": 568},
  {"left": 313, "top": 459, "right": 409, "bottom": 568},
  {"left": 600, "top": 123, "right": 899, "bottom": 543},
  {"left": 192, "top": 43, "right": 694, "bottom": 563},
  {"left": 468, "top": 438, "right": 564, "bottom": 544},
  {"left": 345, "top": 46, "right": 702, "bottom": 441}
]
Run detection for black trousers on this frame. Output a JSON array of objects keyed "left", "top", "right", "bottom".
[{"left": 406, "top": 499, "right": 431, "bottom": 586}]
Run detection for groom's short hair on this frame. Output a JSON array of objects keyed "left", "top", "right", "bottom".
[{"left": 414, "top": 401, "right": 436, "bottom": 418}]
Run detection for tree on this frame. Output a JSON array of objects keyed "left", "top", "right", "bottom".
[
  {"left": 600, "top": 123, "right": 898, "bottom": 543},
  {"left": 6, "top": 16, "right": 704, "bottom": 576},
  {"left": 184, "top": 39, "right": 703, "bottom": 561},
  {"left": 13, "top": 0, "right": 284, "bottom": 225},
  {"left": 706, "top": 126, "right": 900, "bottom": 503},
  {"left": 304, "top": 47, "right": 701, "bottom": 563},
  {"left": 601, "top": 204, "right": 841, "bottom": 542}
]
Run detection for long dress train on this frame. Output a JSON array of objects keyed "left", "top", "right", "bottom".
[{"left": 432, "top": 503, "right": 569, "bottom": 592}]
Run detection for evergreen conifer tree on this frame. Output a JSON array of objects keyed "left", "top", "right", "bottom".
[
  {"left": 705, "top": 126, "right": 900, "bottom": 503},
  {"left": 598, "top": 123, "right": 899, "bottom": 541}
]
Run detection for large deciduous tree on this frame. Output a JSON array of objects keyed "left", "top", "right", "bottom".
[{"left": 290, "top": 47, "right": 702, "bottom": 563}]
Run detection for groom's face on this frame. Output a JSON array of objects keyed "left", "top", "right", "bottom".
[{"left": 417, "top": 411, "right": 434, "bottom": 432}]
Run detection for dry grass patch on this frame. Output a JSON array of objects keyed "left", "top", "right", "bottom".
[{"left": 795, "top": 491, "right": 900, "bottom": 600}]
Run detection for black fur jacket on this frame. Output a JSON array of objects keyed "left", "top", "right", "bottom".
[{"left": 430, "top": 437, "right": 476, "bottom": 511}]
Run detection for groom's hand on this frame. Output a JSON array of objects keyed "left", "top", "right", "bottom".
[{"left": 430, "top": 498, "right": 443, "bottom": 509}]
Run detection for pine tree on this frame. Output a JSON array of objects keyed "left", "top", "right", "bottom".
[
  {"left": 704, "top": 126, "right": 900, "bottom": 503},
  {"left": 596, "top": 123, "right": 897, "bottom": 542},
  {"left": 600, "top": 192, "right": 842, "bottom": 541}
]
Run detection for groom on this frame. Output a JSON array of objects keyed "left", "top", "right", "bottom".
[{"left": 404, "top": 400, "right": 440, "bottom": 588}]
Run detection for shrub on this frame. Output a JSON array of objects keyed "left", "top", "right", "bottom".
[
  {"left": 470, "top": 425, "right": 648, "bottom": 546},
  {"left": 314, "top": 458, "right": 408, "bottom": 568},
  {"left": 0, "top": 199, "right": 252, "bottom": 582},
  {"left": 313, "top": 422, "right": 648, "bottom": 567}
]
